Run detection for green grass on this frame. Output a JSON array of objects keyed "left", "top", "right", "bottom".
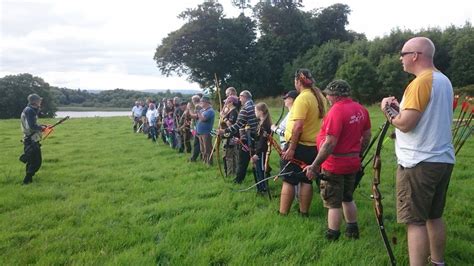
[{"left": 0, "top": 105, "right": 472, "bottom": 265}]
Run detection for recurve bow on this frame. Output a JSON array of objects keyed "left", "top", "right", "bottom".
[
  {"left": 209, "top": 73, "right": 225, "bottom": 180},
  {"left": 42, "top": 116, "right": 70, "bottom": 140},
  {"left": 371, "top": 102, "right": 398, "bottom": 266}
]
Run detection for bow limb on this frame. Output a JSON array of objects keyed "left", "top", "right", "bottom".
[
  {"left": 267, "top": 136, "right": 307, "bottom": 170},
  {"left": 265, "top": 99, "right": 286, "bottom": 170},
  {"left": 361, "top": 122, "right": 385, "bottom": 162},
  {"left": 216, "top": 135, "right": 225, "bottom": 179},
  {"left": 235, "top": 171, "right": 293, "bottom": 192},
  {"left": 274, "top": 102, "right": 286, "bottom": 128},
  {"left": 211, "top": 74, "right": 225, "bottom": 180},
  {"left": 354, "top": 122, "right": 386, "bottom": 189},
  {"left": 372, "top": 103, "right": 397, "bottom": 265},
  {"left": 51, "top": 116, "right": 70, "bottom": 128},
  {"left": 214, "top": 73, "right": 222, "bottom": 113},
  {"left": 42, "top": 116, "right": 70, "bottom": 140},
  {"left": 262, "top": 134, "right": 274, "bottom": 199},
  {"left": 261, "top": 101, "right": 286, "bottom": 197}
]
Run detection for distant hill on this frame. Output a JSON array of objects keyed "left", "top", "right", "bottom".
[
  {"left": 51, "top": 87, "right": 195, "bottom": 108},
  {"left": 85, "top": 89, "right": 201, "bottom": 95},
  {"left": 140, "top": 89, "right": 201, "bottom": 95}
]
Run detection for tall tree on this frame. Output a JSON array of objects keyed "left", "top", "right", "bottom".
[
  {"left": 309, "top": 3, "right": 354, "bottom": 45},
  {"left": 368, "top": 29, "right": 414, "bottom": 66},
  {"left": 448, "top": 28, "right": 474, "bottom": 87},
  {"left": 153, "top": 2, "right": 256, "bottom": 93},
  {"left": 336, "top": 54, "right": 379, "bottom": 103},
  {"left": 258, "top": 3, "right": 354, "bottom": 95},
  {"left": 376, "top": 54, "right": 410, "bottom": 99},
  {"left": 250, "top": 2, "right": 313, "bottom": 96}
]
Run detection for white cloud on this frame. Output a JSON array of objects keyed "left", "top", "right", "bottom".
[{"left": 1, "top": 0, "right": 473, "bottom": 91}]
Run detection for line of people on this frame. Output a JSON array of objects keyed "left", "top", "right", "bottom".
[{"left": 127, "top": 37, "right": 454, "bottom": 266}]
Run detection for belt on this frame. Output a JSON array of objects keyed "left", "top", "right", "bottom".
[{"left": 331, "top": 152, "right": 359, "bottom": 158}]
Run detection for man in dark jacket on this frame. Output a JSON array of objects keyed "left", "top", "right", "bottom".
[{"left": 20, "top": 94, "right": 46, "bottom": 185}]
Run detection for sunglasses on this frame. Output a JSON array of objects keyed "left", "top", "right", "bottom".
[{"left": 400, "top": 51, "right": 422, "bottom": 57}]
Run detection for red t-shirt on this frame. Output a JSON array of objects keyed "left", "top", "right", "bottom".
[{"left": 316, "top": 99, "right": 371, "bottom": 174}]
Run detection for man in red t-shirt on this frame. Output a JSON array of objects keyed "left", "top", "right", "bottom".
[{"left": 304, "top": 80, "right": 371, "bottom": 241}]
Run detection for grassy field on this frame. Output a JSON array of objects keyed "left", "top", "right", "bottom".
[{"left": 0, "top": 105, "right": 472, "bottom": 265}]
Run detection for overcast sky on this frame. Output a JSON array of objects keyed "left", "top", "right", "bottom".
[{"left": 1, "top": 0, "right": 472, "bottom": 91}]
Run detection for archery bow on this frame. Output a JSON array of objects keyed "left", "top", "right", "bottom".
[
  {"left": 260, "top": 100, "right": 286, "bottom": 198},
  {"left": 264, "top": 99, "right": 286, "bottom": 180},
  {"left": 42, "top": 116, "right": 70, "bottom": 140},
  {"left": 371, "top": 103, "right": 398, "bottom": 266},
  {"left": 235, "top": 162, "right": 293, "bottom": 192},
  {"left": 209, "top": 73, "right": 225, "bottom": 180},
  {"left": 354, "top": 123, "right": 385, "bottom": 189},
  {"left": 267, "top": 136, "right": 308, "bottom": 170}
]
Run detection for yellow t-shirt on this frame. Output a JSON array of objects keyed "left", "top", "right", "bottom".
[{"left": 285, "top": 88, "right": 324, "bottom": 146}]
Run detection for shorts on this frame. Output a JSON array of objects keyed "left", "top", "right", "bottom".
[
  {"left": 281, "top": 143, "right": 316, "bottom": 185},
  {"left": 319, "top": 170, "right": 356, "bottom": 208},
  {"left": 396, "top": 162, "right": 453, "bottom": 225}
]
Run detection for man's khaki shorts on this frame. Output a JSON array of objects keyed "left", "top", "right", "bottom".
[
  {"left": 320, "top": 170, "right": 356, "bottom": 208},
  {"left": 396, "top": 162, "right": 453, "bottom": 225}
]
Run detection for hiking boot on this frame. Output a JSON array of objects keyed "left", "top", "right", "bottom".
[
  {"left": 345, "top": 223, "right": 359, "bottom": 239},
  {"left": 325, "top": 229, "right": 341, "bottom": 241},
  {"left": 23, "top": 174, "right": 33, "bottom": 185}
]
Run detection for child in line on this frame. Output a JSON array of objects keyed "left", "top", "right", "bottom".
[{"left": 251, "top": 102, "right": 272, "bottom": 194}]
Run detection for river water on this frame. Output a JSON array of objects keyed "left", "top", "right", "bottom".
[{"left": 56, "top": 111, "right": 130, "bottom": 118}]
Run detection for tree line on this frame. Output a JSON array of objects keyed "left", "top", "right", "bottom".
[
  {"left": 0, "top": 73, "right": 186, "bottom": 119},
  {"left": 154, "top": 1, "right": 474, "bottom": 102}
]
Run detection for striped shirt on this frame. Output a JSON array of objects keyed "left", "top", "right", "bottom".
[{"left": 225, "top": 99, "right": 258, "bottom": 141}]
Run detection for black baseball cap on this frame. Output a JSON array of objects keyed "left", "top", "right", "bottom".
[{"left": 283, "top": 90, "right": 298, "bottom": 99}]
